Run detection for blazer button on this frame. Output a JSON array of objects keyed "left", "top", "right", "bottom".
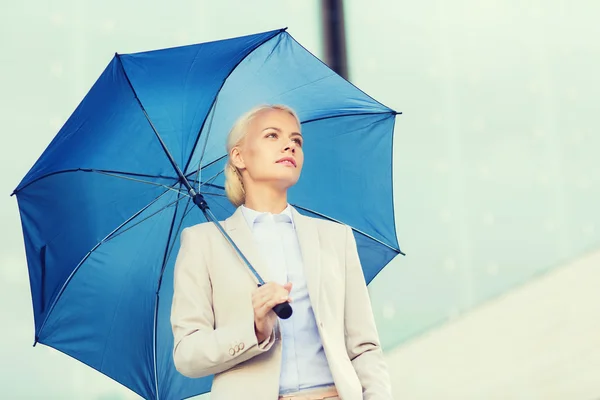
[
  {"left": 229, "top": 348, "right": 235, "bottom": 356},
  {"left": 239, "top": 342, "right": 245, "bottom": 350},
  {"left": 234, "top": 345, "right": 240, "bottom": 353}
]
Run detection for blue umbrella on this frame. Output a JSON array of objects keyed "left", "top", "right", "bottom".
[{"left": 13, "top": 28, "right": 403, "bottom": 400}]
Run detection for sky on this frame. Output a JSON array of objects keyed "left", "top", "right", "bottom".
[{"left": 1, "top": 0, "right": 599, "bottom": 398}]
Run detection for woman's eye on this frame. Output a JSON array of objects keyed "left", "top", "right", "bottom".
[
  {"left": 293, "top": 138, "right": 303, "bottom": 146},
  {"left": 266, "top": 132, "right": 278, "bottom": 138}
]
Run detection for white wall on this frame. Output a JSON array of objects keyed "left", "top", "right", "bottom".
[{"left": 385, "top": 249, "right": 600, "bottom": 399}]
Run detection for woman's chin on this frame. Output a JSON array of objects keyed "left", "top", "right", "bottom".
[
  {"left": 251, "top": 172, "right": 301, "bottom": 191},
  {"left": 270, "top": 176, "right": 300, "bottom": 191},
  {"left": 279, "top": 179, "right": 299, "bottom": 190}
]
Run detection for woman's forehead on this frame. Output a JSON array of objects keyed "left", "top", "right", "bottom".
[{"left": 251, "top": 109, "right": 299, "bottom": 130}]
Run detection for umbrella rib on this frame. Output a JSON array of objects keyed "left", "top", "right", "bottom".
[
  {"left": 178, "top": 195, "right": 201, "bottom": 222},
  {"left": 116, "top": 54, "right": 194, "bottom": 198},
  {"left": 102, "top": 193, "right": 189, "bottom": 244},
  {"left": 301, "top": 110, "right": 400, "bottom": 126},
  {"left": 95, "top": 170, "right": 188, "bottom": 197},
  {"left": 156, "top": 190, "right": 228, "bottom": 271},
  {"left": 190, "top": 154, "right": 227, "bottom": 175},
  {"left": 207, "top": 194, "right": 234, "bottom": 215},
  {"left": 151, "top": 188, "right": 202, "bottom": 400},
  {"left": 155, "top": 174, "right": 211, "bottom": 400},
  {"left": 152, "top": 295, "right": 161, "bottom": 400},
  {"left": 191, "top": 98, "right": 219, "bottom": 189},
  {"left": 181, "top": 28, "right": 287, "bottom": 174},
  {"left": 35, "top": 187, "right": 176, "bottom": 343},
  {"left": 204, "top": 192, "right": 228, "bottom": 198},
  {"left": 152, "top": 186, "right": 190, "bottom": 400},
  {"left": 158, "top": 190, "right": 197, "bottom": 285},
  {"left": 12, "top": 168, "right": 177, "bottom": 195},
  {"left": 199, "top": 170, "right": 224, "bottom": 190},
  {"left": 387, "top": 116, "right": 402, "bottom": 262},
  {"left": 201, "top": 182, "right": 225, "bottom": 191},
  {"left": 290, "top": 204, "right": 404, "bottom": 255}
]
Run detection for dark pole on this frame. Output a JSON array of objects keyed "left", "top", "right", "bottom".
[{"left": 320, "top": 0, "right": 349, "bottom": 80}]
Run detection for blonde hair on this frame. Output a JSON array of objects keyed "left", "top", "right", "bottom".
[{"left": 224, "top": 104, "right": 300, "bottom": 207}]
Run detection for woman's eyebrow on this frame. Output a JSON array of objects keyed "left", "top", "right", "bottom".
[
  {"left": 262, "top": 127, "right": 302, "bottom": 137},
  {"left": 262, "top": 127, "right": 281, "bottom": 132}
]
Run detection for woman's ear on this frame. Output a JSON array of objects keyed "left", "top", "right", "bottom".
[{"left": 230, "top": 147, "right": 245, "bottom": 170}]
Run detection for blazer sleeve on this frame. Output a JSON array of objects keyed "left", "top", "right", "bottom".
[
  {"left": 170, "top": 226, "right": 275, "bottom": 378},
  {"left": 343, "top": 225, "right": 394, "bottom": 399}
]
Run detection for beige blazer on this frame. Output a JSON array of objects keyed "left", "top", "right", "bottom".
[{"left": 170, "top": 206, "right": 393, "bottom": 400}]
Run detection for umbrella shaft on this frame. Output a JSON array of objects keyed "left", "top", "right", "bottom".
[{"left": 191, "top": 191, "right": 265, "bottom": 285}]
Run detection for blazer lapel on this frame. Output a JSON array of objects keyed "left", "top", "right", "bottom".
[
  {"left": 223, "top": 207, "right": 272, "bottom": 284},
  {"left": 291, "top": 207, "right": 322, "bottom": 317}
]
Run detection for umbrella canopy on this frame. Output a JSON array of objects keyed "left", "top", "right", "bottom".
[{"left": 13, "top": 28, "right": 402, "bottom": 399}]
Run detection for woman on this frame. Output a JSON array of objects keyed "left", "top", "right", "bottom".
[{"left": 170, "top": 105, "right": 393, "bottom": 400}]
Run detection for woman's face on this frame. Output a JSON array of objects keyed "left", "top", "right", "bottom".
[{"left": 231, "top": 109, "right": 304, "bottom": 190}]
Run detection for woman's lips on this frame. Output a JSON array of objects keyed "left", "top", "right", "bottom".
[{"left": 276, "top": 157, "right": 296, "bottom": 167}]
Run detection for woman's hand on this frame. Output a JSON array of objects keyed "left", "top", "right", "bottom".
[{"left": 252, "top": 282, "right": 292, "bottom": 342}]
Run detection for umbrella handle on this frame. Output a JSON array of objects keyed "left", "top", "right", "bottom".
[
  {"left": 257, "top": 283, "right": 293, "bottom": 319},
  {"left": 273, "top": 301, "right": 293, "bottom": 319}
]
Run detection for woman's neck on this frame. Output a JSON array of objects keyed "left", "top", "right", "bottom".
[{"left": 243, "top": 184, "right": 288, "bottom": 214}]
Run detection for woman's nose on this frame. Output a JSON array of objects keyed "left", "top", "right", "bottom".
[{"left": 283, "top": 142, "right": 296, "bottom": 152}]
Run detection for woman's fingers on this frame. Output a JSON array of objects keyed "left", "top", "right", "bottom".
[
  {"left": 252, "top": 282, "right": 293, "bottom": 317},
  {"left": 253, "top": 282, "right": 292, "bottom": 303},
  {"left": 254, "top": 294, "right": 287, "bottom": 317},
  {"left": 253, "top": 282, "right": 295, "bottom": 340}
]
